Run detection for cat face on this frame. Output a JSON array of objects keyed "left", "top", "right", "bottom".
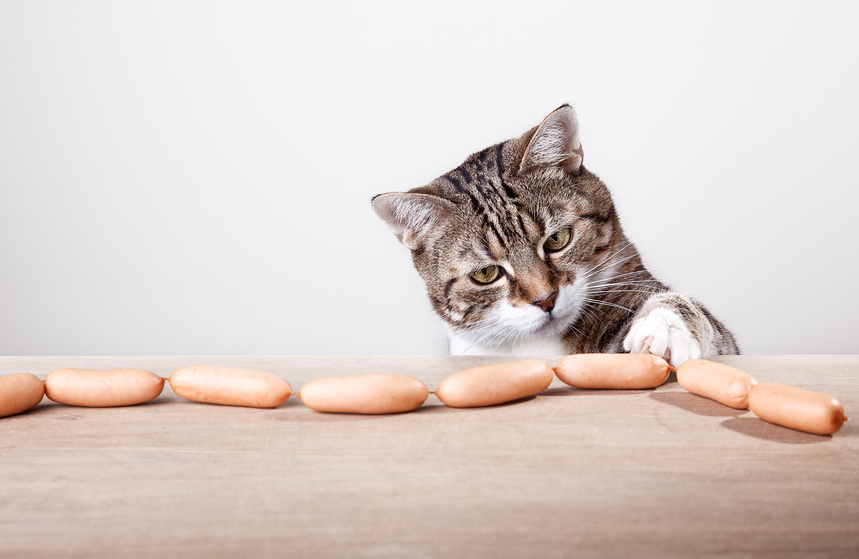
[{"left": 374, "top": 105, "right": 626, "bottom": 352}]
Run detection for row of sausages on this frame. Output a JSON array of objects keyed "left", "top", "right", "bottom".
[{"left": 0, "top": 354, "right": 848, "bottom": 435}]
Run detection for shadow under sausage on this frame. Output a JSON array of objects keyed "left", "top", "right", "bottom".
[
  {"left": 720, "top": 416, "right": 831, "bottom": 444},
  {"left": 19, "top": 397, "right": 178, "bottom": 415},
  {"left": 649, "top": 391, "right": 748, "bottom": 418},
  {"left": 0, "top": 400, "right": 58, "bottom": 419},
  {"left": 277, "top": 395, "right": 542, "bottom": 422},
  {"left": 539, "top": 386, "right": 660, "bottom": 397},
  {"left": 284, "top": 410, "right": 413, "bottom": 423},
  {"left": 413, "top": 394, "right": 539, "bottom": 414}
]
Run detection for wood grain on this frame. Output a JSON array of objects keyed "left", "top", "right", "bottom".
[{"left": 1, "top": 355, "right": 857, "bottom": 558}]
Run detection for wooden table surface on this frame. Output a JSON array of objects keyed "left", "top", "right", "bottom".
[{"left": 1, "top": 355, "right": 857, "bottom": 558}]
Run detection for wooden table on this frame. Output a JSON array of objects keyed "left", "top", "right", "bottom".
[{"left": 1, "top": 355, "right": 857, "bottom": 558}]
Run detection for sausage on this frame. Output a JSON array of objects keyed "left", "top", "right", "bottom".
[
  {"left": 748, "top": 382, "right": 848, "bottom": 435},
  {"left": 435, "top": 359, "right": 553, "bottom": 408},
  {"left": 168, "top": 365, "right": 292, "bottom": 408},
  {"left": 0, "top": 373, "right": 45, "bottom": 418},
  {"left": 299, "top": 374, "right": 428, "bottom": 414},
  {"left": 676, "top": 359, "right": 758, "bottom": 409},
  {"left": 554, "top": 353, "right": 670, "bottom": 389},
  {"left": 45, "top": 368, "right": 164, "bottom": 407}
]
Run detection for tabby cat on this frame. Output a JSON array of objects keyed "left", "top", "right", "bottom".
[{"left": 372, "top": 105, "right": 738, "bottom": 366}]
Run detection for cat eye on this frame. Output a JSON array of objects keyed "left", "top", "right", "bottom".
[
  {"left": 543, "top": 227, "right": 572, "bottom": 252},
  {"left": 471, "top": 265, "right": 503, "bottom": 285}
]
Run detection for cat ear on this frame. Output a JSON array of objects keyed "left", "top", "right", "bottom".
[
  {"left": 372, "top": 192, "right": 455, "bottom": 251},
  {"left": 518, "top": 104, "right": 584, "bottom": 175}
]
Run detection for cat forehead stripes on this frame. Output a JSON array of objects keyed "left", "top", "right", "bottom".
[{"left": 434, "top": 144, "right": 530, "bottom": 247}]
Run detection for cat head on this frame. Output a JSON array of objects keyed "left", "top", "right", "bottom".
[{"left": 373, "top": 105, "right": 627, "bottom": 352}]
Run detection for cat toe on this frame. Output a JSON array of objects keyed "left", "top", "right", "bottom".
[
  {"left": 624, "top": 308, "right": 701, "bottom": 367},
  {"left": 646, "top": 333, "right": 671, "bottom": 363},
  {"left": 623, "top": 322, "right": 656, "bottom": 354}
]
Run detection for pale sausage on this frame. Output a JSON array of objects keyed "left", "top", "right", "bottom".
[
  {"left": 676, "top": 359, "right": 758, "bottom": 409},
  {"left": 748, "top": 382, "right": 848, "bottom": 435},
  {"left": 554, "top": 353, "right": 670, "bottom": 389},
  {"left": 45, "top": 368, "right": 164, "bottom": 407},
  {"left": 435, "top": 359, "right": 553, "bottom": 408},
  {"left": 0, "top": 373, "right": 45, "bottom": 417},
  {"left": 169, "top": 365, "right": 292, "bottom": 408},
  {"left": 299, "top": 374, "right": 428, "bottom": 414}
]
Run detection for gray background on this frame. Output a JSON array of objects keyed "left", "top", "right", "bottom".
[{"left": 1, "top": 0, "right": 857, "bottom": 356}]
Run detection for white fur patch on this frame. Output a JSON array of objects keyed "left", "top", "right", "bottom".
[
  {"left": 623, "top": 308, "right": 702, "bottom": 367},
  {"left": 448, "top": 328, "right": 567, "bottom": 356}
]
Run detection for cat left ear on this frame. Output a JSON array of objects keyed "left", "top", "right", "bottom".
[
  {"left": 372, "top": 192, "right": 455, "bottom": 251},
  {"left": 518, "top": 104, "right": 584, "bottom": 175}
]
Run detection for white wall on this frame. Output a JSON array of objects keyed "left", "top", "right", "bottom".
[{"left": 1, "top": 0, "right": 857, "bottom": 356}]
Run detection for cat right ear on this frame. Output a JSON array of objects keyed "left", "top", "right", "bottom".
[
  {"left": 372, "top": 192, "right": 455, "bottom": 251},
  {"left": 518, "top": 104, "right": 584, "bottom": 175}
]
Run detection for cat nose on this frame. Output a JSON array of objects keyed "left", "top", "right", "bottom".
[{"left": 533, "top": 290, "right": 559, "bottom": 313}]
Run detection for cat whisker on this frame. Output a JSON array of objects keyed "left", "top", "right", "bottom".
[
  {"left": 582, "top": 297, "right": 635, "bottom": 314},
  {"left": 586, "top": 278, "right": 663, "bottom": 289},
  {"left": 589, "top": 290, "right": 662, "bottom": 298},
  {"left": 583, "top": 306, "right": 604, "bottom": 325},
  {"left": 586, "top": 284, "right": 660, "bottom": 295},
  {"left": 453, "top": 318, "right": 519, "bottom": 354},
  {"left": 584, "top": 279, "right": 661, "bottom": 298},
  {"left": 579, "top": 236, "right": 644, "bottom": 281},
  {"left": 579, "top": 251, "right": 639, "bottom": 289},
  {"left": 580, "top": 214, "right": 674, "bottom": 283},
  {"left": 575, "top": 302, "right": 614, "bottom": 330},
  {"left": 413, "top": 332, "right": 455, "bottom": 347},
  {"left": 587, "top": 270, "right": 708, "bottom": 294},
  {"left": 586, "top": 276, "right": 656, "bottom": 288}
]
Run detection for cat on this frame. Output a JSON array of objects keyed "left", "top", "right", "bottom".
[{"left": 372, "top": 105, "right": 739, "bottom": 366}]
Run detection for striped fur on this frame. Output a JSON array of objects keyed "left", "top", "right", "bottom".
[{"left": 373, "top": 105, "right": 739, "bottom": 365}]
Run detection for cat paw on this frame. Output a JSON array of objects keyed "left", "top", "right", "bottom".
[{"left": 623, "top": 308, "right": 702, "bottom": 367}]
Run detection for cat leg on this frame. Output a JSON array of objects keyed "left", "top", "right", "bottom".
[{"left": 622, "top": 292, "right": 737, "bottom": 367}]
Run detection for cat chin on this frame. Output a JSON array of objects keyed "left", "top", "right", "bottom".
[{"left": 447, "top": 329, "right": 568, "bottom": 356}]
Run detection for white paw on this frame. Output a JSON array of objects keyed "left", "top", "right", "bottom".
[{"left": 623, "top": 308, "right": 702, "bottom": 367}]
